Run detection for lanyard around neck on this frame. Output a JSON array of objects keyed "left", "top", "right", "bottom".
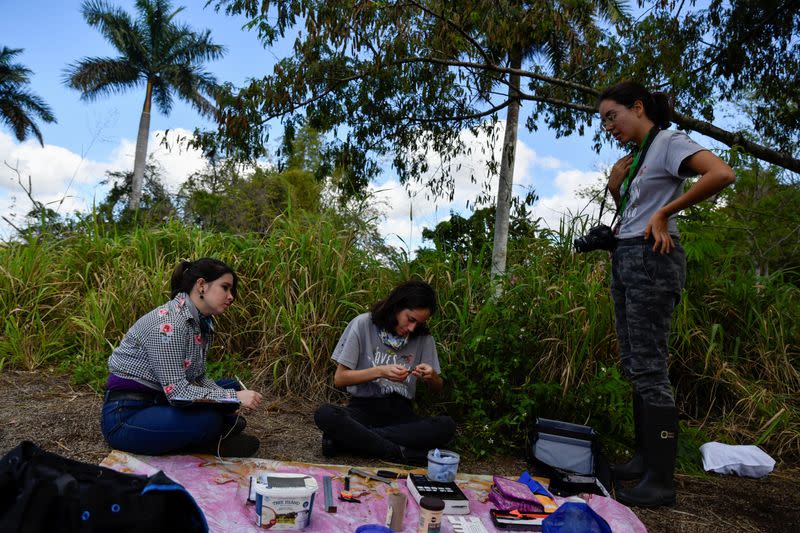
[{"left": 617, "top": 127, "right": 660, "bottom": 217}]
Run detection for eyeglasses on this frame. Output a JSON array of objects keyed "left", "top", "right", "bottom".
[{"left": 599, "top": 105, "right": 634, "bottom": 129}]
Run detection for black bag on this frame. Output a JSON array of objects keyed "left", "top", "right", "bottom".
[
  {"left": 0, "top": 441, "right": 208, "bottom": 533},
  {"left": 526, "top": 418, "right": 611, "bottom": 497}
]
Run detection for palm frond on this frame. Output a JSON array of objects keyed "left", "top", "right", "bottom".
[
  {"left": 0, "top": 47, "right": 34, "bottom": 85},
  {"left": 0, "top": 47, "right": 56, "bottom": 144},
  {"left": 82, "top": 0, "right": 137, "bottom": 50},
  {"left": 64, "top": 57, "right": 142, "bottom": 100},
  {"left": 159, "top": 64, "right": 218, "bottom": 117},
  {"left": 593, "top": 0, "right": 630, "bottom": 24},
  {"left": 150, "top": 79, "right": 174, "bottom": 115},
  {"left": 67, "top": 0, "right": 225, "bottom": 118}
]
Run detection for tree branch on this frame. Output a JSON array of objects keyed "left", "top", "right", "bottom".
[
  {"left": 1, "top": 216, "right": 23, "bottom": 235},
  {"left": 245, "top": 53, "right": 800, "bottom": 174},
  {"left": 673, "top": 111, "right": 800, "bottom": 174},
  {"left": 408, "top": 100, "right": 510, "bottom": 123},
  {"left": 255, "top": 71, "right": 369, "bottom": 125},
  {"left": 402, "top": 0, "right": 494, "bottom": 66},
  {"left": 397, "top": 56, "right": 598, "bottom": 96},
  {"left": 398, "top": 57, "right": 800, "bottom": 172}
]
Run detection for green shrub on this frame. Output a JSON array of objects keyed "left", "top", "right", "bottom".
[{"left": 1, "top": 217, "right": 797, "bottom": 465}]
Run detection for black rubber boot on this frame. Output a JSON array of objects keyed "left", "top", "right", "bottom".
[
  {"left": 616, "top": 404, "right": 677, "bottom": 508},
  {"left": 611, "top": 394, "right": 645, "bottom": 481}
]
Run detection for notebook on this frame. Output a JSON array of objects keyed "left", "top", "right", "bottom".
[{"left": 170, "top": 396, "right": 241, "bottom": 406}]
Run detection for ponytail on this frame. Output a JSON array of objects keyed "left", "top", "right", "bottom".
[
  {"left": 170, "top": 258, "right": 238, "bottom": 299},
  {"left": 598, "top": 81, "right": 673, "bottom": 129},
  {"left": 649, "top": 91, "right": 672, "bottom": 129}
]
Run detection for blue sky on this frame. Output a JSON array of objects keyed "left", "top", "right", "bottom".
[{"left": 1, "top": 0, "right": 633, "bottom": 248}]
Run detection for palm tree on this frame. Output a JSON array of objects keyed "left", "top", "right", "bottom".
[
  {"left": 489, "top": 0, "right": 626, "bottom": 281},
  {"left": 64, "top": 0, "right": 225, "bottom": 210},
  {"left": 0, "top": 47, "right": 56, "bottom": 146}
]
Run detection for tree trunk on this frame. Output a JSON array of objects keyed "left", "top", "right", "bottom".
[
  {"left": 129, "top": 80, "right": 153, "bottom": 211},
  {"left": 490, "top": 47, "right": 522, "bottom": 284}
]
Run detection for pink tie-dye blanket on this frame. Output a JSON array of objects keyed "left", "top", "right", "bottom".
[{"left": 100, "top": 452, "right": 645, "bottom": 532}]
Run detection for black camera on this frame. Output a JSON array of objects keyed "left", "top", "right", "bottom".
[{"left": 574, "top": 224, "right": 616, "bottom": 253}]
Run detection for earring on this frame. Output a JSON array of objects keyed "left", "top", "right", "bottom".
[{"left": 200, "top": 290, "right": 204, "bottom": 300}]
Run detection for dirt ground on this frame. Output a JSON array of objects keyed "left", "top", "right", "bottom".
[{"left": 1, "top": 370, "right": 797, "bottom": 532}]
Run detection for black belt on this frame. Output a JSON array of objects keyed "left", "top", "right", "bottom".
[
  {"left": 616, "top": 235, "right": 680, "bottom": 247},
  {"left": 104, "top": 390, "right": 168, "bottom": 404}
]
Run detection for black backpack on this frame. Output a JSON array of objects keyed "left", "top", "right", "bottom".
[{"left": 0, "top": 441, "right": 208, "bottom": 532}]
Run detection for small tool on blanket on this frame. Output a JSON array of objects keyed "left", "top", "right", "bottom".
[
  {"left": 322, "top": 475, "right": 336, "bottom": 513},
  {"left": 348, "top": 467, "right": 394, "bottom": 485},
  {"left": 338, "top": 491, "right": 361, "bottom": 503},
  {"left": 376, "top": 469, "right": 407, "bottom": 479}
]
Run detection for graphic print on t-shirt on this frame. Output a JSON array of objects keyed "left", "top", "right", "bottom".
[
  {"left": 622, "top": 165, "right": 647, "bottom": 225},
  {"left": 371, "top": 346, "right": 415, "bottom": 397}
]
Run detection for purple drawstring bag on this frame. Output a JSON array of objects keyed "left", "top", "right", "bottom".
[{"left": 488, "top": 475, "right": 545, "bottom": 513}]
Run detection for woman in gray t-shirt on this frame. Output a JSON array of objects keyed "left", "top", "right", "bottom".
[
  {"left": 598, "top": 81, "right": 735, "bottom": 508},
  {"left": 314, "top": 280, "right": 455, "bottom": 465}
]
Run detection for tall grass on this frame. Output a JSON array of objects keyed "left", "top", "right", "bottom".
[{"left": 1, "top": 218, "right": 797, "bottom": 463}]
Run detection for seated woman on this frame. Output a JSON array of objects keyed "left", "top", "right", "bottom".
[
  {"left": 101, "top": 258, "right": 263, "bottom": 457},
  {"left": 314, "top": 280, "right": 456, "bottom": 465}
]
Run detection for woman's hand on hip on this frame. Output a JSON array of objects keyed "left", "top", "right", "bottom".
[
  {"left": 645, "top": 208, "right": 674, "bottom": 254},
  {"left": 236, "top": 390, "right": 263, "bottom": 410}
]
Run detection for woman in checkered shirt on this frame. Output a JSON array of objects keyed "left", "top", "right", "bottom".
[{"left": 101, "top": 258, "right": 263, "bottom": 457}]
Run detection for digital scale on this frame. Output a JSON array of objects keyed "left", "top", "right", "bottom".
[{"left": 405, "top": 473, "right": 470, "bottom": 515}]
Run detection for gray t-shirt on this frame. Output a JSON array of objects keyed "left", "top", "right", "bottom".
[
  {"left": 332, "top": 313, "right": 441, "bottom": 399},
  {"left": 617, "top": 130, "right": 706, "bottom": 239}
]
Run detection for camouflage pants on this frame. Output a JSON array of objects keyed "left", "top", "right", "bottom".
[{"left": 611, "top": 238, "right": 686, "bottom": 407}]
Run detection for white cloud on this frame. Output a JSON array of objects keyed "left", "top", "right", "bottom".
[
  {"left": 2, "top": 120, "right": 602, "bottom": 250},
  {"left": 368, "top": 121, "right": 578, "bottom": 251},
  {"left": 0, "top": 134, "right": 109, "bottom": 195},
  {"left": 144, "top": 129, "right": 207, "bottom": 190},
  {"left": 0, "top": 129, "right": 207, "bottom": 237},
  {"left": 534, "top": 169, "right": 606, "bottom": 232}
]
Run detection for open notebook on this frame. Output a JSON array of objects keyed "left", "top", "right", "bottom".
[{"left": 170, "top": 396, "right": 241, "bottom": 406}]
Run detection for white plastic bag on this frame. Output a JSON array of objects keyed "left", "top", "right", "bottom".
[{"left": 699, "top": 442, "right": 775, "bottom": 478}]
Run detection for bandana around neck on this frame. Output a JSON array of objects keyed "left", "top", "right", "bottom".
[{"left": 378, "top": 327, "right": 408, "bottom": 350}]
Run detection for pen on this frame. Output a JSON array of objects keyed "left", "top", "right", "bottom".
[{"left": 235, "top": 375, "right": 248, "bottom": 390}]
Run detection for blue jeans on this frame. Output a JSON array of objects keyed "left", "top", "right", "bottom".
[
  {"left": 611, "top": 238, "right": 686, "bottom": 407},
  {"left": 101, "top": 378, "right": 240, "bottom": 455}
]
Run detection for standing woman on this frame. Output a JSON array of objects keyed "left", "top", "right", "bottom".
[
  {"left": 598, "top": 81, "right": 736, "bottom": 507},
  {"left": 101, "top": 258, "right": 263, "bottom": 457},
  {"left": 314, "top": 280, "right": 456, "bottom": 466}
]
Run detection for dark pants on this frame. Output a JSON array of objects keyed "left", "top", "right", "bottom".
[
  {"left": 101, "top": 378, "right": 240, "bottom": 455},
  {"left": 611, "top": 238, "right": 686, "bottom": 407},
  {"left": 314, "top": 395, "right": 456, "bottom": 458}
]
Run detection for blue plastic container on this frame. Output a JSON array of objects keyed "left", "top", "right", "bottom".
[{"left": 427, "top": 449, "right": 460, "bottom": 482}]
